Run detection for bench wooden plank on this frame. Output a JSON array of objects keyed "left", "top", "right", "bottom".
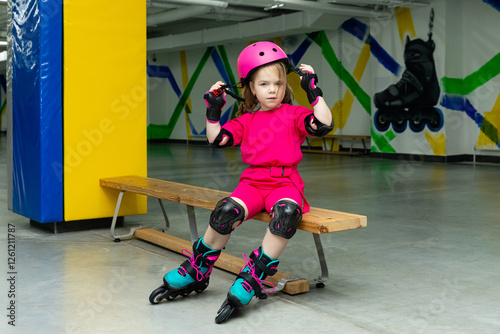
[
  {"left": 135, "top": 228, "right": 310, "bottom": 295},
  {"left": 100, "top": 175, "right": 367, "bottom": 234}
]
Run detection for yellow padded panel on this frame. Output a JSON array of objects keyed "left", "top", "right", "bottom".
[{"left": 64, "top": 1, "right": 147, "bottom": 221}]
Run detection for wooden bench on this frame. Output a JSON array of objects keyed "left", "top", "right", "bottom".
[
  {"left": 303, "top": 134, "right": 371, "bottom": 156},
  {"left": 100, "top": 175, "right": 367, "bottom": 295}
]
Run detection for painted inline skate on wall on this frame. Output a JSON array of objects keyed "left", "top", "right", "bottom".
[{"left": 373, "top": 9, "right": 443, "bottom": 133}]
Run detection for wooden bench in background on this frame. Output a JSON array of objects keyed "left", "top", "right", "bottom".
[
  {"left": 100, "top": 175, "right": 367, "bottom": 295},
  {"left": 303, "top": 134, "right": 371, "bottom": 156}
]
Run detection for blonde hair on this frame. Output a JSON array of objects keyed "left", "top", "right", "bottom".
[{"left": 235, "top": 61, "right": 293, "bottom": 118}]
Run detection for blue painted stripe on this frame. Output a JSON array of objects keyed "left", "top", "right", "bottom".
[
  {"left": 342, "top": 18, "right": 402, "bottom": 76},
  {"left": 288, "top": 34, "right": 315, "bottom": 66},
  {"left": 441, "top": 94, "right": 500, "bottom": 148},
  {"left": 147, "top": 62, "right": 182, "bottom": 97},
  {"left": 482, "top": 0, "right": 500, "bottom": 11},
  {"left": 440, "top": 94, "right": 482, "bottom": 126},
  {"left": 211, "top": 48, "right": 232, "bottom": 86}
]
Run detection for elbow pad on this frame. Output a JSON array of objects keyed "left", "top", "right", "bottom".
[
  {"left": 304, "top": 113, "right": 334, "bottom": 137},
  {"left": 208, "top": 129, "right": 234, "bottom": 148}
]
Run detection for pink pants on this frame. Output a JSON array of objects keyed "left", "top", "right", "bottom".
[{"left": 230, "top": 165, "right": 306, "bottom": 220}]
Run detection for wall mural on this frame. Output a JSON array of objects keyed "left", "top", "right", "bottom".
[
  {"left": 147, "top": 1, "right": 500, "bottom": 155},
  {"left": 373, "top": 9, "right": 443, "bottom": 134}
]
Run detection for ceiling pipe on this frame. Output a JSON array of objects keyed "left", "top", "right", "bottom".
[
  {"left": 147, "top": 1, "right": 177, "bottom": 9},
  {"left": 147, "top": 5, "right": 214, "bottom": 26},
  {"left": 274, "top": 0, "right": 391, "bottom": 17},
  {"left": 226, "top": 0, "right": 391, "bottom": 18},
  {"left": 197, "top": 8, "right": 271, "bottom": 21},
  {"left": 324, "top": 0, "right": 429, "bottom": 6},
  {"left": 152, "top": 0, "right": 228, "bottom": 8}
]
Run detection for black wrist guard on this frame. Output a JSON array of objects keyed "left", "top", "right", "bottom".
[
  {"left": 204, "top": 88, "right": 226, "bottom": 122},
  {"left": 300, "top": 72, "right": 323, "bottom": 106}
]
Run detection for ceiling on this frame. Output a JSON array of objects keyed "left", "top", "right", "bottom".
[
  {"left": 146, "top": 0, "right": 431, "bottom": 53},
  {"left": 0, "top": 0, "right": 431, "bottom": 54}
]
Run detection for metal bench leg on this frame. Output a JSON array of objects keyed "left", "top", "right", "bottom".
[
  {"left": 312, "top": 233, "right": 329, "bottom": 287},
  {"left": 362, "top": 139, "right": 368, "bottom": 154},
  {"left": 186, "top": 205, "right": 199, "bottom": 243},
  {"left": 157, "top": 199, "right": 170, "bottom": 232},
  {"left": 274, "top": 233, "right": 330, "bottom": 292},
  {"left": 110, "top": 190, "right": 143, "bottom": 242}
]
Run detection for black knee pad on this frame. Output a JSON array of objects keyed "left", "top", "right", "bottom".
[
  {"left": 269, "top": 200, "right": 302, "bottom": 239},
  {"left": 209, "top": 197, "right": 245, "bottom": 235}
]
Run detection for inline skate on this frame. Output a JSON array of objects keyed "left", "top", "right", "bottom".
[
  {"left": 215, "top": 247, "right": 278, "bottom": 324},
  {"left": 374, "top": 8, "right": 443, "bottom": 133},
  {"left": 149, "top": 237, "right": 221, "bottom": 304}
]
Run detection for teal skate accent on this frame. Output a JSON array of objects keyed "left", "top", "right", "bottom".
[
  {"left": 229, "top": 248, "right": 279, "bottom": 305},
  {"left": 229, "top": 274, "right": 254, "bottom": 305},
  {"left": 164, "top": 265, "right": 197, "bottom": 289},
  {"left": 164, "top": 238, "right": 220, "bottom": 289}
]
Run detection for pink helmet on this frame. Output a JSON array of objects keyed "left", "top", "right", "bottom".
[{"left": 237, "top": 41, "right": 289, "bottom": 87}]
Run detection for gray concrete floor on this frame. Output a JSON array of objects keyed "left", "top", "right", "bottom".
[{"left": 1, "top": 136, "right": 499, "bottom": 334}]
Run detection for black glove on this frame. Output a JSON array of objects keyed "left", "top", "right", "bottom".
[
  {"left": 300, "top": 72, "right": 323, "bottom": 106},
  {"left": 204, "top": 87, "right": 226, "bottom": 122}
]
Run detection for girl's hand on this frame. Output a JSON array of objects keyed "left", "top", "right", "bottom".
[
  {"left": 299, "top": 64, "right": 314, "bottom": 76},
  {"left": 209, "top": 81, "right": 225, "bottom": 92}
]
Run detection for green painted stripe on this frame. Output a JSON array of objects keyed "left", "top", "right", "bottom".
[
  {"left": 218, "top": 45, "right": 238, "bottom": 87},
  {"left": 370, "top": 127, "right": 396, "bottom": 153},
  {"left": 310, "top": 31, "right": 372, "bottom": 115},
  {"left": 480, "top": 117, "right": 499, "bottom": 145},
  {"left": 442, "top": 52, "right": 500, "bottom": 95},
  {"left": 310, "top": 31, "right": 395, "bottom": 152},
  {"left": 148, "top": 47, "right": 213, "bottom": 140}
]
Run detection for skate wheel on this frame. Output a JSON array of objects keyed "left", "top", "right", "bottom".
[
  {"left": 426, "top": 108, "right": 444, "bottom": 132},
  {"left": 374, "top": 109, "right": 390, "bottom": 132},
  {"left": 215, "top": 303, "right": 235, "bottom": 324},
  {"left": 409, "top": 119, "right": 425, "bottom": 132},
  {"left": 149, "top": 286, "right": 168, "bottom": 304},
  {"left": 392, "top": 119, "right": 407, "bottom": 133},
  {"left": 316, "top": 282, "right": 325, "bottom": 288}
]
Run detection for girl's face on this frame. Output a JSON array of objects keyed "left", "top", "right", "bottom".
[{"left": 250, "top": 64, "right": 286, "bottom": 111}]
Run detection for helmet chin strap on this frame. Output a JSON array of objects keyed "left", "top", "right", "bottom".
[{"left": 221, "top": 83, "right": 246, "bottom": 102}]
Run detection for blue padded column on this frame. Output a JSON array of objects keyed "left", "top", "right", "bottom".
[{"left": 11, "top": 0, "right": 63, "bottom": 223}]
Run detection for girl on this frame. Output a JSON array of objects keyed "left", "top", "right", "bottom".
[{"left": 150, "top": 41, "right": 333, "bottom": 323}]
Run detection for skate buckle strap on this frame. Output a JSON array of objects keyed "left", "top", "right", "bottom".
[
  {"left": 240, "top": 254, "right": 275, "bottom": 295},
  {"left": 399, "top": 70, "right": 423, "bottom": 93},
  {"left": 180, "top": 249, "right": 207, "bottom": 282}
]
